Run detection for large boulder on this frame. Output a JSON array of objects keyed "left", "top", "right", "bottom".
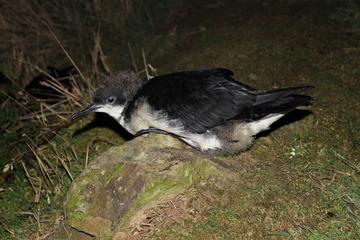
[{"left": 65, "top": 134, "right": 234, "bottom": 239}]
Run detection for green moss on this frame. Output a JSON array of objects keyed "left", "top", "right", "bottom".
[
  {"left": 115, "top": 160, "right": 222, "bottom": 230},
  {"left": 0, "top": 173, "right": 35, "bottom": 238},
  {"left": 106, "top": 197, "right": 113, "bottom": 210},
  {"left": 104, "top": 163, "right": 124, "bottom": 183},
  {"left": 135, "top": 178, "right": 179, "bottom": 207},
  {"left": 66, "top": 194, "right": 87, "bottom": 223},
  {"left": 66, "top": 172, "right": 97, "bottom": 223},
  {"left": 132, "top": 163, "right": 194, "bottom": 209}
]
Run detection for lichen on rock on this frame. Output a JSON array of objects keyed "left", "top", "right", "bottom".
[{"left": 65, "top": 134, "right": 233, "bottom": 239}]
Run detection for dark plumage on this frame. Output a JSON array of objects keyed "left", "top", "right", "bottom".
[{"left": 124, "top": 68, "right": 312, "bottom": 133}]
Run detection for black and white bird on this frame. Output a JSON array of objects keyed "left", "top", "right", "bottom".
[{"left": 71, "top": 68, "right": 312, "bottom": 155}]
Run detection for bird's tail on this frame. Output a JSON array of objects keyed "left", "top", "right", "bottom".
[{"left": 252, "top": 86, "right": 313, "bottom": 117}]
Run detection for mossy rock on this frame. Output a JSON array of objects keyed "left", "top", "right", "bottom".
[{"left": 65, "top": 134, "right": 233, "bottom": 239}]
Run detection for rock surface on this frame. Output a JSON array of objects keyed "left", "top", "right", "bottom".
[{"left": 65, "top": 134, "right": 233, "bottom": 239}]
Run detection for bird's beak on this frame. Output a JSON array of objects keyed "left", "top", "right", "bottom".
[{"left": 70, "top": 104, "right": 100, "bottom": 121}]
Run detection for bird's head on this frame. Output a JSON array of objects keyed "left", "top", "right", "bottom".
[{"left": 71, "top": 70, "right": 144, "bottom": 121}]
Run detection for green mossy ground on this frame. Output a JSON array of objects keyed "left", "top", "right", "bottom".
[{"left": 1, "top": 0, "right": 360, "bottom": 239}]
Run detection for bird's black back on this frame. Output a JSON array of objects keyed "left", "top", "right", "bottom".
[
  {"left": 124, "top": 68, "right": 312, "bottom": 134},
  {"left": 124, "top": 68, "right": 257, "bottom": 133}
]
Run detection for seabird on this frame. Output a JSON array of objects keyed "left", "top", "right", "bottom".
[{"left": 71, "top": 68, "right": 313, "bottom": 155}]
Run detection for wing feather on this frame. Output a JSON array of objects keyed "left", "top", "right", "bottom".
[{"left": 125, "top": 68, "right": 256, "bottom": 133}]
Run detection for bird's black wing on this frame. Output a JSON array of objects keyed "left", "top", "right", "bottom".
[{"left": 125, "top": 68, "right": 256, "bottom": 133}]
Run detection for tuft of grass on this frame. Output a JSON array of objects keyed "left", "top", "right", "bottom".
[{"left": 0, "top": 0, "right": 167, "bottom": 238}]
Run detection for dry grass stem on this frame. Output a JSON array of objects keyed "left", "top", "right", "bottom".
[
  {"left": 21, "top": 161, "right": 37, "bottom": 196},
  {"left": 142, "top": 48, "right": 153, "bottom": 80},
  {"left": 92, "top": 31, "right": 112, "bottom": 76},
  {"left": 85, "top": 144, "right": 90, "bottom": 169},
  {"left": 19, "top": 211, "right": 42, "bottom": 233},
  {"left": 128, "top": 42, "right": 138, "bottom": 73},
  {"left": 48, "top": 28, "right": 87, "bottom": 83}
]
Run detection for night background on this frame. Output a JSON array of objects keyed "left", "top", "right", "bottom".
[{"left": 0, "top": 0, "right": 359, "bottom": 239}]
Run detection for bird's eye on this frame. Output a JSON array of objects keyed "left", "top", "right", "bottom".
[{"left": 107, "top": 96, "right": 115, "bottom": 104}]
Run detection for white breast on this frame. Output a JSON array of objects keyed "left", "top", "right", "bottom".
[{"left": 123, "top": 101, "right": 184, "bottom": 135}]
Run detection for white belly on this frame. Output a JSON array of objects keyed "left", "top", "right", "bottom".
[
  {"left": 181, "top": 133, "right": 222, "bottom": 151},
  {"left": 122, "top": 102, "right": 222, "bottom": 151}
]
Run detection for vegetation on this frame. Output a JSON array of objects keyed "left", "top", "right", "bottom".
[{"left": 1, "top": 0, "right": 359, "bottom": 239}]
